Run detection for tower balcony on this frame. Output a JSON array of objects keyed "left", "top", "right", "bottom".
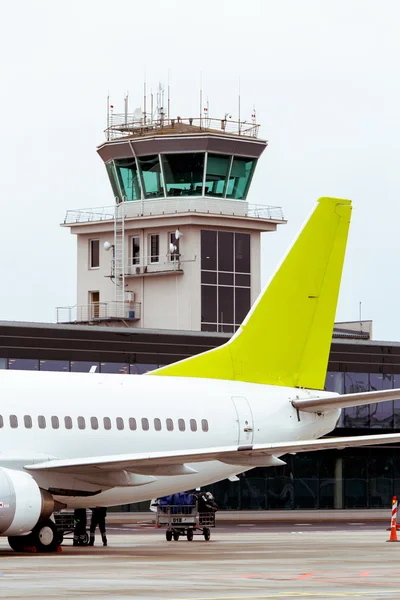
[
  {"left": 56, "top": 301, "right": 141, "bottom": 324},
  {"left": 63, "top": 199, "right": 284, "bottom": 227}
]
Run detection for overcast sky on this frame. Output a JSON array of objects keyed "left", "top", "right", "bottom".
[{"left": 0, "top": 0, "right": 399, "bottom": 340}]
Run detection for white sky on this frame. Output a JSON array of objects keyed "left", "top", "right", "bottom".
[{"left": 0, "top": 0, "right": 399, "bottom": 340}]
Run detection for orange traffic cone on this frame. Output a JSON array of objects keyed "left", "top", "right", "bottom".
[{"left": 387, "top": 496, "right": 399, "bottom": 542}]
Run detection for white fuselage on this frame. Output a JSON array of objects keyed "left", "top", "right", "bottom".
[{"left": 0, "top": 370, "right": 340, "bottom": 508}]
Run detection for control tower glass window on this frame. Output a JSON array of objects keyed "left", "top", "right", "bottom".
[
  {"left": 161, "top": 153, "right": 204, "bottom": 196},
  {"left": 201, "top": 230, "right": 251, "bottom": 333},
  {"left": 137, "top": 155, "right": 164, "bottom": 199},
  {"left": 204, "top": 154, "right": 231, "bottom": 197},
  {"left": 114, "top": 158, "right": 141, "bottom": 201},
  {"left": 226, "top": 157, "right": 256, "bottom": 200}
]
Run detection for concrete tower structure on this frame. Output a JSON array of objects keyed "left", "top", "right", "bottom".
[{"left": 59, "top": 104, "right": 286, "bottom": 332}]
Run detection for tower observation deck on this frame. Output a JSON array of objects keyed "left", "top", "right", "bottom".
[{"left": 59, "top": 101, "right": 286, "bottom": 332}]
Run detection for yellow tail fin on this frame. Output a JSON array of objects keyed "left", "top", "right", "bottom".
[{"left": 151, "top": 197, "right": 352, "bottom": 390}]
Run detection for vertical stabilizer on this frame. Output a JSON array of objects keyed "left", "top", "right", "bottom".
[{"left": 151, "top": 197, "right": 352, "bottom": 390}]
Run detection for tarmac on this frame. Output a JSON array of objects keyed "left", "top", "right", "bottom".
[
  {"left": 107, "top": 509, "right": 391, "bottom": 524},
  {"left": 1, "top": 522, "right": 400, "bottom": 599}
]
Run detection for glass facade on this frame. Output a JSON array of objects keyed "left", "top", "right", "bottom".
[
  {"left": 0, "top": 360, "right": 161, "bottom": 374},
  {"left": 201, "top": 230, "right": 251, "bottom": 332},
  {"left": 325, "top": 371, "right": 400, "bottom": 430},
  {"left": 106, "top": 153, "right": 258, "bottom": 202}
]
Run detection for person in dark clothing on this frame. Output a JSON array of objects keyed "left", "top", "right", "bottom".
[
  {"left": 89, "top": 507, "right": 107, "bottom": 546},
  {"left": 195, "top": 491, "right": 218, "bottom": 513},
  {"left": 73, "top": 508, "right": 87, "bottom": 546}
]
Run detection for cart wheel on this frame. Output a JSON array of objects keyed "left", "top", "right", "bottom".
[
  {"left": 166, "top": 530, "right": 173, "bottom": 542},
  {"left": 203, "top": 527, "right": 211, "bottom": 541},
  {"left": 173, "top": 531, "right": 180, "bottom": 541},
  {"left": 187, "top": 529, "right": 193, "bottom": 541},
  {"left": 81, "top": 532, "right": 89, "bottom": 546}
]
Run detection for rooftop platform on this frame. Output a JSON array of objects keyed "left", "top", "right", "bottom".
[
  {"left": 105, "top": 115, "right": 261, "bottom": 141},
  {"left": 62, "top": 199, "right": 285, "bottom": 227}
]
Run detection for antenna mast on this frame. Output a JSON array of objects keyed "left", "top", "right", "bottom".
[
  {"left": 144, "top": 79, "right": 147, "bottom": 124},
  {"left": 124, "top": 92, "right": 129, "bottom": 125},
  {"left": 200, "top": 71, "right": 203, "bottom": 128},
  {"left": 168, "top": 69, "right": 171, "bottom": 122},
  {"left": 238, "top": 76, "right": 241, "bottom": 135}
]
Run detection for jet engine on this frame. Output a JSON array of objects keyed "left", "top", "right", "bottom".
[{"left": 0, "top": 468, "right": 54, "bottom": 536}]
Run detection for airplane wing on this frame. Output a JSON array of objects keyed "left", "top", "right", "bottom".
[
  {"left": 25, "top": 432, "right": 400, "bottom": 476},
  {"left": 292, "top": 388, "right": 400, "bottom": 413}
]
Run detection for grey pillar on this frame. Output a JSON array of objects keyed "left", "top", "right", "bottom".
[{"left": 334, "top": 457, "right": 343, "bottom": 509}]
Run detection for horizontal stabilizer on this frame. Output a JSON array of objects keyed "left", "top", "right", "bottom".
[{"left": 292, "top": 388, "right": 400, "bottom": 413}]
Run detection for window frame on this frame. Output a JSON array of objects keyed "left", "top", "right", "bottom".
[
  {"left": 149, "top": 234, "right": 160, "bottom": 264},
  {"left": 131, "top": 235, "right": 140, "bottom": 265},
  {"left": 89, "top": 239, "right": 100, "bottom": 269}
]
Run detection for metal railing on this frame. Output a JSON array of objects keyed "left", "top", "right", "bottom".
[
  {"left": 56, "top": 302, "right": 141, "bottom": 324},
  {"left": 105, "top": 115, "right": 260, "bottom": 141},
  {"left": 126, "top": 254, "right": 194, "bottom": 276},
  {"left": 63, "top": 200, "right": 284, "bottom": 225}
]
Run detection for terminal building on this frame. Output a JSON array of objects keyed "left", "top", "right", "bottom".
[{"left": 2, "top": 99, "right": 399, "bottom": 512}]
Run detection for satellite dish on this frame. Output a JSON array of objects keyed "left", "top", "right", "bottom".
[
  {"left": 104, "top": 241, "right": 113, "bottom": 251},
  {"left": 169, "top": 243, "right": 176, "bottom": 254},
  {"left": 133, "top": 107, "right": 143, "bottom": 121},
  {"left": 175, "top": 229, "right": 182, "bottom": 240}
]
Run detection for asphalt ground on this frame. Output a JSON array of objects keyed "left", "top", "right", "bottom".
[{"left": 1, "top": 524, "right": 400, "bottom": 599}]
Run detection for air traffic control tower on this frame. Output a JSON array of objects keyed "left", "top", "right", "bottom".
[{"left": 60, "top": 100, "right": 286, "bottom": 332}]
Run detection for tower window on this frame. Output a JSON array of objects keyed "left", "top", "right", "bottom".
[
  {"left": 137, "top": 155, "right": 164, "bottom": 199},
  {"left": 131, "top": 236, "right": 140, "bottom": 265},
  {"left": 149, "top": 235, "right": 159, "bottom": 263},
  {"left": 201, "top": 230, "right": 251, "bottom": 333},
  {"left": 89, "top": 239, "right": 100, "bottom": 269},
  {"left": 161, "top": 153, "right": 204, "bottom": 196}
]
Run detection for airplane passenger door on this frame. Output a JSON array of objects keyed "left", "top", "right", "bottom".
[{"left": 231, "top": 396, "right": 254, "bottom": 445}]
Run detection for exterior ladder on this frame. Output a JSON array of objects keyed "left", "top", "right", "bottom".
[{"left": 113, "top": 202, "right": 125, "bottom": 316}]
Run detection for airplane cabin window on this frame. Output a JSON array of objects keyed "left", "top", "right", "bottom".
[
  {"left": 10, "top": 415, "right": 18, "bottom": 428},
  {"left": 190, "top": 418, "right": 197, "bottom": 432},
  {"left": 24, "top": 415, "right": 32, "bottom": 429},
  {"left": 91, "top": 416, "right": 99, "bottom": 430},
  {"left": 201, "top": 419, "right": 209, "bottom": 432},
  {"left": 178, "top": 418, "right": 185, "bottom": 432},
  {"left": 129, "top": 417, "right": 137, "bottom": 431},
  {"left": 154, "top": 418, "right": 161, "bottom": 431},
  {"left": 0, "top": 415, "right": 3, "bottom": 428},
  {"left": 166, "top": 418, "right": 174, "bottom": 431},
  {"left": 65, "top": 416, "right": 73, "bottom": 430},
  {"left": 38, "top": 416, "right": 46, "bottom": 429},
  {"left": 51, "top": 416, "right": 59, "bottom": 429},
  {"left": 77, "top": 416, "right": 86, "bottom": 430},
  {"left": 116, "top": 417, "right": 124, "bottom": 430},
  {"left": 141, "top": 417, "right": 149, "bottom": 431},
  {"left": 104, "top": 417, "right": 112, "bottom": 430}
]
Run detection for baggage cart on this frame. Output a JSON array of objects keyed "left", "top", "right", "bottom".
[
  {"left": 53, "top": 510, "right": 91, "bottom": 546},
  {"left": 156, "top": 503, "right": 216, "bottom": 541}
]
